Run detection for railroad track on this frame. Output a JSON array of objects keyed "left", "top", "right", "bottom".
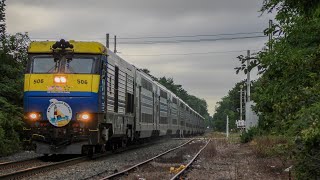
[
  {"left": 0, "top": 138, "right": 170, "bottom": 180},
  {"left": 0, "top": 157, "right": 41, "bottom": 171},
  {"left": 170, "top": 139, "right": 211, "bottom": 180},
  {"left": 90, "top": 138, "right": 210, "bottom": 180},
  {"left": 0, "top": 156, "right": 87, "bottom": 180}
]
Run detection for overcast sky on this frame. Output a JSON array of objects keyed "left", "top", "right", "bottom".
[{"left": 6, "top": 0, "right": 274, "bottom": 115}]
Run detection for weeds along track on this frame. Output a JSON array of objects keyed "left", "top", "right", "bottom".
[{"left": 93, "top": 138, "right": 210, "bottom": 180}]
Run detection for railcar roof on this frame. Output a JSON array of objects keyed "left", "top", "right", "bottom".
[{"left": 28, "top": 40, "right": 107, "bottom": 54}]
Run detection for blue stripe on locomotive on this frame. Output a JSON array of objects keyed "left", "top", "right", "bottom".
[{"left": 24, "top": 91, "right": 99, "bottom": 121}]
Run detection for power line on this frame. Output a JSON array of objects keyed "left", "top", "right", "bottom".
[
  {"left": 29, "top": 31, "right": 265, "bottom": 42},
  {"left": 121, "top": 49, "right": 261, "bottom": 57},
  {"left": 116, "top": 31, "right": 264, "bottom": 40},
  {"left": 116, "top": 35, "right": 266, "bottom": 45}
]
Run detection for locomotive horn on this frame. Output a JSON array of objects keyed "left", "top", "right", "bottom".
[{"left": 52, "top": 39, "right": 74, "bottom": 50}]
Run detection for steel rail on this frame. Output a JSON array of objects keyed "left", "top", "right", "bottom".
[
  {"left": 99, "top": 139, "right": 195, "bottom": 180},
  {"left": 172, "top": 137, "right": 210, "bottom": 140},
  {"left": 0, "top": 139, "right": 170, "bottom": 179},
  {"left": 170, "top": 139, "right": 211, "bottom": 180},
  {"left": 0, "top": 156, "right": 87, "bottom": 180},
  {"left": 91, "top": 138, "right": 169, "bottom": 160},
  {"left": 0, "top": 157, "right": 41, "bottom": 170}
]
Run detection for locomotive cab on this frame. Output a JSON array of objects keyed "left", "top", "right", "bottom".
[{"left": 23, "top": 40, "right": 106, "bottom": 154}]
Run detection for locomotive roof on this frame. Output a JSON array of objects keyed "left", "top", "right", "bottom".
[{"left": 28, "top": 40, "right": 107, "bottom": 54}]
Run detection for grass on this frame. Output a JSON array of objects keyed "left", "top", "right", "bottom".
[
  {"left": 251, "top": 135, "right": 292, "bottom": 157},
  {"left": 204, "top": 131, "right": 241, "bottom": 144},
  {"left": 250, "top": 135, "right": 294, "bottom": 173}
]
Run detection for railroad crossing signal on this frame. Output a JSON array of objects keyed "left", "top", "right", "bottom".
[{"left": 236, "top": 120, "right": 245, "bottom": 128}]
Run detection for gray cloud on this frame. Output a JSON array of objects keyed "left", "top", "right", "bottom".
[
  {"left": 9, "top": 0, "right": 261, "bottom": 14},
  {"left": 6, "top": 0, "right": 273, "bottom": 114}
]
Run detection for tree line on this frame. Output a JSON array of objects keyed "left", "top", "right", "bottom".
[
  {"left": 213, "top": 0, "right": 320, "bottom": 178},
  {"left": 0, "top": 0, "right": 30, "bottom": 155},
  {"left": 212, "top": 80, "right": 248, "bottom": 132}
]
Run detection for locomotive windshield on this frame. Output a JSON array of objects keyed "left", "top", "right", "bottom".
[
  {"left": 29, "top": 55, "right": 99, "bottom": 74},
  {"left": 65, "top": 58, "right": 95, "bottom": 74},
  {"left": 32, "top": 56, "right": 57, "bottom": 73}
]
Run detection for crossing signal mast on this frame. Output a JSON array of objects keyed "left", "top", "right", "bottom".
[{"left": 236, "top": 85, "right": 245, "bottom": 129}]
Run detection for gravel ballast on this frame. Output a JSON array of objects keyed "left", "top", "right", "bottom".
[
  {"left": 0, "top": 151, "right": 41, "bottom": 163},
  {"left": 22, "top": 138, "right": 188, "bottom": 180},
  {"left": 124, "top": 139, "right": 207, "bottom": 180}
]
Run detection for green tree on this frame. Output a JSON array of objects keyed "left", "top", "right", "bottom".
[
  {"left": 0, "top": 0, "right": 29, "bottom": 155},
  {"left": 212, "top": 81, "right": 246, "bottom": 131},
  {"left": 140, "top": 68, "right": 158, "bottom": 81},
  {"left": 235, "top": 0, "right": 320, "bottom": 178},
  {"left": 0, "top": 0, "right": 5, "bottom": 41},
  {"left": 158, "top": 77, "right": 189, "bottom": 101}
]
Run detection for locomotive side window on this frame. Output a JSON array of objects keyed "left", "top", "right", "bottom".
[{"left": 31, "top": 57, "right": 57, "bottom": 73}]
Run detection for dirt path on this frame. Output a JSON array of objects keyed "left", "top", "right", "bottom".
[{"left": 186, "top": 138, "right": 290, "bottom": 180}]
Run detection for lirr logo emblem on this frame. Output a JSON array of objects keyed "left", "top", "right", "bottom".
[{"left": 47, "top": 99, "right": 72, "bottom": 127}]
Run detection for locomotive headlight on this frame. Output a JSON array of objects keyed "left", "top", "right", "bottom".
[
  {"left": 54, "top": 76, "right": 61, "bottom": 83},
  {"left": 28, "top": 112, "right": 41, "bottom": 121},
  {"left": 60, "top": 76, "right": 67, "bottom": 83},
  {"left": 77, "top": 113, "right": 91, "bottom": 122},
  {"left": 30, "top": 113, "right": 37, "bottom": 119},
  {"left": 54, "top": 76, "right": 67, "bottom": 83},
  {"left": 81, "top": 114, "right": 89, "bottom": 120}
]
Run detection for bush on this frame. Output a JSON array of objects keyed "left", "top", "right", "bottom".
[
  {"left": 293, "top": 126, "right": 320, "bottom": 179},
  {"left": 292, "top": 103, "right": 320, "bottom": 179},
  {"left": 252, "top": 135, "right": 293, "bottom": 159},
  {"left": 0, "top": 97, "right": 23, "bottom": 156},
  {"left": 240, "top": 127, "right": 260, "bottom": 143}
]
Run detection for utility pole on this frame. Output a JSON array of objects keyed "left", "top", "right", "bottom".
[
  {"left": 226, "top": 115, "right": 229, "bottom": 138},
  {"left": 240, "top": 85, "right": 243, "bottom": 121},
  {"left": 244, "top": 89, "right": 247, "bottom": 103},
  {"left": 106, "top": 33, "right": 109, "bottom": 48},
  {"left": 114, "top": 35, "right": 117, "bottom": 53},
  {"left": 247, "top": 50, "right": 251, "bottom": 102},
  {"left": 269, "top": 20, "right": 273, "bottom": 51}
]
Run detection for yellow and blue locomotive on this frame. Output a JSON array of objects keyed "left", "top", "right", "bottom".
[{"left": 23, "top": 39, "right": 205, "bottom": 155}]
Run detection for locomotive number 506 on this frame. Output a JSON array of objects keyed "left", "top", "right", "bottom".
[
  {"left": 77, "top": 79, "right": 88, "bottom": 84},
  {"left": 34, "top": 79, "right": 44, "bottom": 84}
]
